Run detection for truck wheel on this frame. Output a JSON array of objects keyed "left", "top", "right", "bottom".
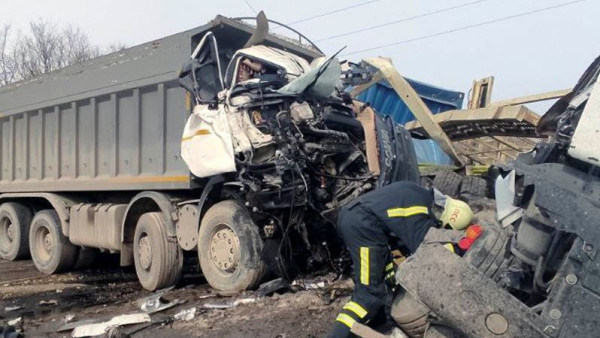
[
  {"left": 432, "top": 170, "right": 462, "bottom": 197},
  {"left": 391, "top": 288, "right": 431, "bottom": 337},
  {"left": 0, "top": 202, "right": 33, "bottom": 261},
  {"left": 198, "top": 200, "right": 266, "bottom": 293},
  {"left": 133, "top": 212, "right": 183, "bottom": 291},
  {"left": 460, "top": 176, "right": 489, "bottom": 200},
  {"left": 29, "top": 210, "right": 77, "bottom": 274}
]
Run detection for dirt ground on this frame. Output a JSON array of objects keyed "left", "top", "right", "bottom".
[
  {"left": 0, "top": 198, "right": 497, "bottom": 338},
  {"left": 0, "top": 257, "right": 347, "bottom": 337}
]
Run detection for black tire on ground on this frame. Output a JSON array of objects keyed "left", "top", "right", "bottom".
[
  {"left": 0, "top": 202, "right": 33, "bottom": 261},
  {"left": 460, "top": 176, "right": 489, "bottom": 199},
  {"left": 391, "top": 288, "right": 430, "bottom": 337},
  {"left": 133, "top": 212, "right": 183, "bottom": 291},
  {"left": 198, "top": 200, "right": 266, "bottom": 292},
  {"left": 432, "top": 170, "right": 462, "bottom": 197},
  {"left": 72, "top": 247, "right": 98, "bottom": 270},
  {"left": 29, "top": 210, "right": 77, "bottom": 274}
]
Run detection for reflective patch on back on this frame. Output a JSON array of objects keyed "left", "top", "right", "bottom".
[{"left": 387, "top": 206, "right": 428, "bottom": 218}]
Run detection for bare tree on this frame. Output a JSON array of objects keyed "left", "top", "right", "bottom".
[
  {"left": 107, "top": 43, "right": 127, "bottom": 53},
  {"left": 62, "top": 25, "right": 101, "bottom": 64},
  {"left": 0, "top": 19, "right": 122, "bottom": 86},
  {"left": 0, "top": 24, "right": 15, "bottom": 86}
]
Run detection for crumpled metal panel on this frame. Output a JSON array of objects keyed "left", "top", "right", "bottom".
[
  {"left": 357, "top": 78, "right": 464, "bottom": 165},
  {"left": 357, "top": 78, "right": 464, "bottom": 125}
]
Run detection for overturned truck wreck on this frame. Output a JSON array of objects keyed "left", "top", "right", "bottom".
[
  {"left": 390, "top": 56, "right": 600, "bottom": 337},
  {"left": 0, "top": 14, "right": 417, "bottom": 292}
]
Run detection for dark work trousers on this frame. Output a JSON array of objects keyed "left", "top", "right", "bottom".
[{"left": 328, "top": 181, "right": 437, "bottom": 338}]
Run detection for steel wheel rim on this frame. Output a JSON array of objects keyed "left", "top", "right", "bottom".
[
  {"left": 34, "top": 224, "right": 53, "bottom": 262},
  {"left": 209, "top": 224, "right": 240, "bottom": 275},
  {"left": 138, "top": 233, "right": 153, "bottom": 271},
  {"left": 0, "top": 217, "right": 15, "bottom": 254}
]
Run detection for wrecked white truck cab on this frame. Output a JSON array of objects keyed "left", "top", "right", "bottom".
[
  {"left": 181, "top": 42, "right": 341, "bottom": 177},
  {"left": 177, "top": 16, "right": 419, "bottom": 291}
]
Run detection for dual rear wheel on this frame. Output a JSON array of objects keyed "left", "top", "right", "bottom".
[
  {"left": 0, "top": 202, "right": 32, "bottom": 261},
  {"left": 0, "top": 204, "right": 96, "bottom": 273},
  {"left": 29, "top": 210, "right": 77, "bottom": 274},
  {"left": 0, "top": 200, "right": 266, "bottom": 293},
  {"left": 133, "top": 212, "right": 183, "bottom": 291}
]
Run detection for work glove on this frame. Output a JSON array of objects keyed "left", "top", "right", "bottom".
[{"left": 385, "top": 261, "right": 398, "bottom": 291}]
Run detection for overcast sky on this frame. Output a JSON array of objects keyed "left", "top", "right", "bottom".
[{"left": 2, "top": 0, "right": 598, "bottom": 111}]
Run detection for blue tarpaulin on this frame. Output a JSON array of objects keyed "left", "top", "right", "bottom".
[{"left": 357, "top": 78, "right": 464, "bottom": 165}]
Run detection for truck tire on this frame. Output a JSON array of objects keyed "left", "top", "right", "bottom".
[
  {"left": 463, "top": 226, "right": 508, "bottom": 278},
  {"left": 29, "top": 210, "right": 77, "bottom": 274},
  {"left": 0, "top": 202, "right": 33, "bottom": 261},
  {"left": 198, "top": 200, "right": 266, "bottom": 292},
  {"left": 391, "top": 288, "right": 430, "bottom": 338},
  {"left": 460, "top": 176, "right": 488, "bottom": 200},
  {"left": 432, "top": 170, "right": 462, "bottom": 197},
  {"left": 133, "top": 212, "right": 183, "bottom": 291}
]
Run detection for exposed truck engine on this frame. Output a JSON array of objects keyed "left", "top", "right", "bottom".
[{"left": 178, "top": 21, "right": 419, "bottom": 284}]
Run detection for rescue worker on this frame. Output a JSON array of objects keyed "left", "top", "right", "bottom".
[{"left": 329, "top": 180, "right": 474, "bottom": 338}]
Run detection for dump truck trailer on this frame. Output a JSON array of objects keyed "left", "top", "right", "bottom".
[{"left": 0, "top": 15, "right": 419, "bottom": 291}]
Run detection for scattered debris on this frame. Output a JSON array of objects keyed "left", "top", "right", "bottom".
[
  {"left": 6, "top": 318, "right": 21, "bottom": 326},
  {"left": 201, "top": 301, "right": 234, "bottom": 310},
  {"left": 71, "top": 313, "right": 151, "bottom": 337},
  {"left": 257, "top": 278, "right": 292, "bottom": 297},
  {"left": 197, "top": 294, "right": 217, "bottom": 300},
  {"left": 57, "top": 319, "right": 98, "bottom": 333},
  {"left": 106, "top": 326, "right": 128, "bottom": 338},
  {"left": 64, "top": 314, "right": 76, "bottom": 323},
  {"left": 3, "top": 306, "right": 22, "bottom": 312},
  {"left": 292, "top": 278, "right": 328, "bottom": 291},
  {"left": 234, "top": 297, "right": 258, "bottom": 306},
  {"left": 174, "top": 307, "right": 197, "bottom": 322},
  {"left": 135, "top": 291, "right": 185, "bottom": 314},
  {"left": 201, "top": 296, "right": 258, "bottom": 310},
  {"left": 351, "top": 322, "right": 408, "bottom": 338}
]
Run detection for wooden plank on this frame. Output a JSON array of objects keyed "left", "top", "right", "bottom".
[
  {"left": 362, "top": 57, "right": 463, "bottom": 165},
  {"left": 352, "top": 101, "right": 380, "bottom": 175},
  {"left": 453, "top": 142, "right": 494, "bottom": 164},
  {"left": 490, "top": 136, "right": 525, "bottom": 151},
  {"left": 454, "top": 140, "right": 502, "bottom": 164},
  {"left": 404, "top": 105, "right": 540, "bottom": 131},
  {"left": 490, "top": 88, "right": 572, "bottom": 107},
  {"left": 350, "top": 72, "right": 384, "bottom": 98},
  {"left": 468, "top": 76, "right": 494, "bottom": 109}
]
